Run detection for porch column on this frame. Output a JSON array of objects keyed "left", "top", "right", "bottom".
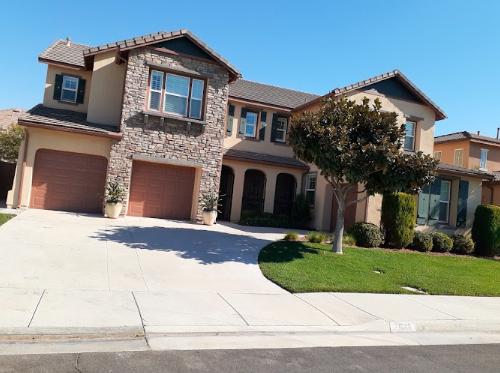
[
  {"left": 230, "top": 166, "right": 246, "bottom": 221},
  {"left": 263, "top": 170, "right": 278, "bottom": 214}
]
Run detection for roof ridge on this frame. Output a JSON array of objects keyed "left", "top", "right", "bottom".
[
  {"left": 237, "top": 79, "right": 320, "bottom": 97},
  {"left": 434, "top": 131, "right": 469, "bottom": 138}
]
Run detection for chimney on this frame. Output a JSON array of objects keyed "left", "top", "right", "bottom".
[
  {"left": 497, "top": 127, "right": 500, "bottom": 139},
  {"left": 65, "top": 37, "right": 71, "bottom": 47},
  {"left": 477, "top": 130, "right": 480, "bottom": 135}
]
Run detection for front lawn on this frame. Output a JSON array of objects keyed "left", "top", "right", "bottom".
[
  {"left": 259, "top": 241, "right": 500, "bottom": 296},
  {"left": 0, "top": 213, "right": 14, "bottom": 226}
]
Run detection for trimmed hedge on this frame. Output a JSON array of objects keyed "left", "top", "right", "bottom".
[
  {"left": 472, "top": 205, "right": 500, "bottom": 256},
  {"left": 283, "top": 232, "right": 300, "bottom": 241},
  {"left": 452, "top": 234, "right": 475, "bottom": 255},
  {"left": 349, "top": 223, "right": 383, "bottom": 248},
  {"left": 432, "top": 232, "right": 453, "bottom": 253},
  {"left": 411, "top": 232, "right": 433, "bottom": 252},
  {"left": 381, "top": 192, "right": 416, "bottom": 248}
]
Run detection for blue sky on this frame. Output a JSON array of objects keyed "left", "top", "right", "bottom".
[{"left": 1, "top": 0, "right": 499, "bottom": 137}]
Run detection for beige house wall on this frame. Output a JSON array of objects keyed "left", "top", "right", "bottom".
[
  {"left": 8, "top": 127, "right": 112, "bottom": 208},
  {"left": 43, "top": 65, "right": 92, "bottom": 113},
  {"left": 222, "top": 158, "right": 305, "bottom": 222},
  {"left": 224, "top": 100, "right": 294, "bottom": 158},
  {"left": 433, "top": 140, "right": 471, "bottom": 168},
  {"left": 87, "top": 51, "right": 126, "bottom": 126},
  {"left": 469, "top": 142, "right": 500, "bottom": 172}
]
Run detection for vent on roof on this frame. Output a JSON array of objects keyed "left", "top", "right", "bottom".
[{"left": 65, "top": 37, "right": 71, "bottom": 47}]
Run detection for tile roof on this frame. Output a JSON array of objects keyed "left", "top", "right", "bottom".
[
  {"left": 223, "top": 148, "right": 308, "bottom": 170},
  {"left": 38, "top": 30, "right": 240, "bottom": 78},
  {"left": 295, "top": 70, "right": 447, "bottom": 120},
  {"left": 19, "top": 105, "right": 121, "bottom": 138},
  {"left": 229, "top": 79, "right": 319, "bottom": 109},
  {"left": 38, "top": 40, "right": 89, "bottom": 67},
  {"left": 435, "top": 131, "right": 500, "bottom": 146},
  {"left": 492, "top": 171, "right": 500, "bottom": 182},
  {"left": 0, "top": 108, "right": 24, "bottom": 131},
  {"left": 437, "top": 162, "right": 494, "bottom": 180}
]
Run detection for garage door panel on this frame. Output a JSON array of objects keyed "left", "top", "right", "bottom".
[
  {"left": 128, "top": 161, "right": 195, "bottom": 220},
  {"left": 30, "top": 149, "right": 108, "bottom": 213}
]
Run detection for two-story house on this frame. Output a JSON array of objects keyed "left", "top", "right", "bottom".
[
  {"left": 7, "top": 29, "right": 487, "bottom": 232},
  {"left": 434, "top": 131, "right": 500, "bottom": 206}
]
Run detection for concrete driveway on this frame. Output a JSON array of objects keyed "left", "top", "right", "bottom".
[{"left": 0, "top": 209, "right": 286, "bottom": 293}]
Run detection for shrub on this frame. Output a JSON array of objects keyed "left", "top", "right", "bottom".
[
  {"left": 105, "top": 181, "right": 125, "bottom": 204},
  {"left": 349, "top": 223, "right": 383, "bottom": 248},
  {"left": 472, "top": 205, "right": 500, "bottom": 256},
  {"left": 290, "top": 194, "right": 311, "bottom": 229},
  {"left": 283, "top": 232, "right": 300, "bottom": 241},
  {"left": 343, "top": 233, "right": 356, "bottom": 246},
  {"left": 432, "top": 232, "right": 453, "bottom": 253},
  {"left": 381, "top": 192, "right": 416, "bottom": 248},
  {"left": 452, "top": 234, "right": 475, "bottom": 255},
  {"left": 307, "top": 231, "right": 329, "bottom": 244},
  {"left": 410, "top": 232, "right": 433, "bottom": 252}
]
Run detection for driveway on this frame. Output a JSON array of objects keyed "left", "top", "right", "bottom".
[{"left": 0, "top": 209, "right": 287, "bottom": 293}]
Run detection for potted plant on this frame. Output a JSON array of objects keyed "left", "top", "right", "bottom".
[
  {"left": 200, "top": 192, "right": 220, "bottom": 226},
  {"left": 105, "top": 181, "right": 125, "bottom": 219}
]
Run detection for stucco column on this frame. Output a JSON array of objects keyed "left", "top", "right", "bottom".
[
  {"left": 230, "top": 166, "right": 246, "bottom": 221},
  {"left": 449, "top": 178, "right": 459, "bottom": 227},
  {"left": 264, "top": 170, "right": 278, "bottom": 214}
]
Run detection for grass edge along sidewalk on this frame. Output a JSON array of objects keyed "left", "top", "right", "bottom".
[{"left": 258, "top": 241, "right": 500, "bottom": 296}]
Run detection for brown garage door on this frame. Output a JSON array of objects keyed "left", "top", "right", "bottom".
[
  {"left": 30, "top": 149, "right": 108, "bottom": 213},
  {"left": 128, "top": 161, "right": 196, "bottom": 220}
]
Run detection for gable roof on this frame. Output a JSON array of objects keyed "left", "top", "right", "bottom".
[
  {"left": 294, "top": 70, "right": 447, "bottom": 121},
  {"left": 38, "top": 30, "right": 240, "bottom": 80},
  {"left": 435, "top": 131, "right": 500, "bottom": 146},
  {"left": 229, "top": 79, "right": 320, "bottom": 109}
]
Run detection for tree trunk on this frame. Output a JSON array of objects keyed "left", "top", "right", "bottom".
[{"left": 332, "top": 196, "right": 345, "bottom": 254}]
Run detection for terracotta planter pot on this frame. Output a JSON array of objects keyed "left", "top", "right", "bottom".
[
  {"left": 105, "top": 202, "right": 123, "bottom": 219},
  {"left": 202, "top": 210, "right": 218, "bottom": 226}
]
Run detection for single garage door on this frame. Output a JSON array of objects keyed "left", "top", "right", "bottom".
[
  {"left": 128, "top": 161, "right": 196, "bottom": 220},
  {"left": 30, "top": 149, "right": 108, "bottom": 213}
]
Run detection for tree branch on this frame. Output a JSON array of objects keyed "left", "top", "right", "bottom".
[{"left": 346, "top": 194, "right": 369, "bottom": 207}]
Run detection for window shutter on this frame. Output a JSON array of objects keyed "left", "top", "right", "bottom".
[
  {"left": 76, "top": 78, "right": 86, "bottom": 104},
  {"left": 456, "top": 180, "right": 469, "bottom": 227},
  {"left": 270, "top": 114, "right": 279, "bottom": 142},
  {"left": 226, "top": 104, "right": 235, "bottom": 136},
  {"left": 53, "top": 74, "right": 63, "bottom": 100},
  {"left": 239, "top": 108, "right": 247, "bottom": 137},
  {"left": 428, "top": 178, "right": 441, "bottom": 225},
  {"left": 417, "top": 184, "right": 430, "bottom": 225},
  {"left": 259, "top": 111, "right": 267, "bottom": 141}
]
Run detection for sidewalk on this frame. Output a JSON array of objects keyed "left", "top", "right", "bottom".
[{"left": 1, "top": 287, "right": 500, "bottom": 353}]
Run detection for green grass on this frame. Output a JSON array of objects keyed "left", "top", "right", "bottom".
[
  {"left": 258, "top": 241, "right": 500, "bottom": 296},
  {"left": 0, "top": 213, "right": 14, "bottom": 226}
]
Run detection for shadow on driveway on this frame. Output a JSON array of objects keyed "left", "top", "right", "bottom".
[{"left": 91, "top": 225, "right": 275, "bottom": 265}]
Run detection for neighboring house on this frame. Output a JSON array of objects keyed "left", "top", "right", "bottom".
[
  {"left": 0, "top": 108, "right": 24, "bottom": 202},
  {"left": 434, "top": 131, "right": 500, "bottom": 206},
  {"left": 6, "top": 29, "right": 484, "bottom": 232}
]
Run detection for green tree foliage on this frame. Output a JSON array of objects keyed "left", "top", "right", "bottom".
[
  {"left": 381, "top": 192, "right": 416, "bottom": 248},
  {"left": 472, "top": 205, "right": 500, "bottom": 256},
  {"left": 289, "top": 97, "right": 437, "bottom": 253},
  {"left": 0, "top": 124, "right": 24, "bottom": 163}
]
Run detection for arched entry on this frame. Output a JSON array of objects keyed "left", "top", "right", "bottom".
[
  {"left": 273, "top": 173, "right": 296, "bottom": 216},
  {"left": 242, "top": 169, "right": 266, "bottom": 215},
  {"left": 219, "top": 165, "right": 234, "bottom": 221}
]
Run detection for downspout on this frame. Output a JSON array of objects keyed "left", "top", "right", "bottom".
[{"left": 16, "top": 129, "right": 29, "bottom": 208}]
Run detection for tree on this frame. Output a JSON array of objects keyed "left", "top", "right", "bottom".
[
  {"left": 0, "top": 124, "right": 24, "bottom": 163},
  {"left": 289, "top": 97, "right": 437, "bottom": 254}
]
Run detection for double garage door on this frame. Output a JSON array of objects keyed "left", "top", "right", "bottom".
[{"left": 30, "top": 150, "right": 195, "bottom": 219}]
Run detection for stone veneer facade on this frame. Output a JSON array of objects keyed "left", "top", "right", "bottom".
[{"left": 106, "top": 47, "right": 230, "bottom": 221}]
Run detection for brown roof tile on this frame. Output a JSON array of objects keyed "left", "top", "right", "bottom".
[
  {"left": 38, "top": 40, "right": 89, "bottom": 67},
  {"left": 229, "top": 79, "right": 319, "bottom": 109},
  {"left": 435, "top": 131, "right": 500, "bottom": 146},
  {"left": 223, "top": 148, "right": 308, "bottom": 170},
  {"left": 437, "top": 162, "right": 494, "bottom": 180}
]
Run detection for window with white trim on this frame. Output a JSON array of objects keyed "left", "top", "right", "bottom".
[
  {"left": 147, "top": 70, "right": 206, "bottom": 120},
  {"left": 403, "top": 120, "right": 416, "bottom": 151},
  {"left": 480, "top": 148, "right": 488, "bottom": 170},
  {"left": 454, "top": 149, "right": 463, "bottom": 166},
  {"left": 304, "top": 173, "right": 317, "bottom": 205},
  {"left": 244, "top": 111, "right": 258, "bottom": 137},
  {"left": 434, "top": 151, "right": 442, "bottom": 161},
  {"left": 61, "top": 76, "right": 79, "bottom": 103},
  {"left": 438, "top": 180, "right": 451, "bottom": 223},
  {"left": 275, "top": 117, "right": 288, "bottom": 143}
]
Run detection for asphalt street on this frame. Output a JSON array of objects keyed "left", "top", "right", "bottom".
[{"left": 0, "top": 344, "right": 499, "bottom": 372}]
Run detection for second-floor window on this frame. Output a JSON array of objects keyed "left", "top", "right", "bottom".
[
  {"left": 434, "top": 151, "right": 442, "bottom": 161},
  {"left": 148, "top": 70, "right": 205, "bottom": 120},
  {"left": 454, "top": 149, "right": 463, "bottom": 166},
  {"left": 61, "top": 76, "right": 79, "bottom": 103},
  {"left": 480, "top": 148, "right": 488, "bottom": 169},
  {"left": 304, "top": 173, "right": 317, "bottom": 205},
  {"left": 275, "top": 117, "right": 288, "bottom": 143},
  {"left": 403, "top": 120, "right": 416, "bottom": 151},
  {"left": 244, "top": 111, "right": 259, "bottom": 137}
]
